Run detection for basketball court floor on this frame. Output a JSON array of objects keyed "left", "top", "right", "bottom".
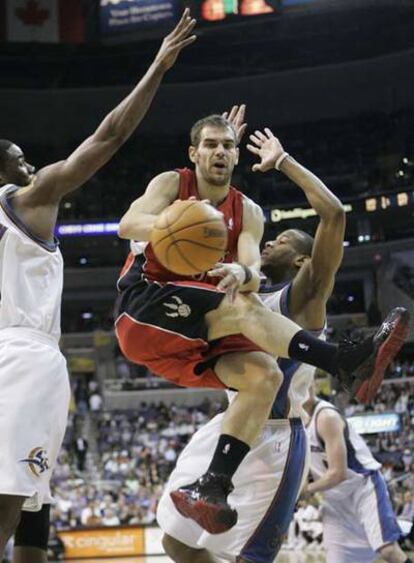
[
  {"left": 65, "top": 551, "right": 414, "bottom": 562},
  {"left": 66, "top": 556, "right": 327, "bottom": 562}
]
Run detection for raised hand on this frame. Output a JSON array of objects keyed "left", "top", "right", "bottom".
[
  {"left": 222, "top": 104, "right": 247, "bottom": 145},
  {"left": 247, "top": 128, "right": 285, "bottom": 172},
  {"left": 154, "top": 9, "right": 196, "bottom": 73}
]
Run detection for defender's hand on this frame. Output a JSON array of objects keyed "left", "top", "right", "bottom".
[
  {"left": 208, "top": 262, "right": 247, "bottom": 301},
  {"left": 222, "top": 104, "right": 247, "bottom": 145},
  {"left": 247, "top": 128, "right": 285, "bottom": 172},
  {"left": 154, "top": 9, "right": 196, "bottom": 73}
]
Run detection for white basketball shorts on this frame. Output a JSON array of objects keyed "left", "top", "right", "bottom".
[
  {"left": 322, "top": 470, "right": 402, "bottom": 563},
  {"left": 157, "top": 412, "right": 308, "bottom": 562},
  {"left": 0, "top": 328, "right": 70, "bottom": 511}
]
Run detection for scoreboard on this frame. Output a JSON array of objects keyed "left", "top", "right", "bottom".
[{"left": 189, "top": 0, "right": 317, "bottom": 22}]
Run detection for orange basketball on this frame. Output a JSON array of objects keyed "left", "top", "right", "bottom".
[{"left": 150, "top": 200, "right": 228, "bottom": 276}]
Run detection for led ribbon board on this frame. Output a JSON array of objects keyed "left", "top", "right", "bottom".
[{"left": 192, "top": 0, "right": 318, "bottom": 22}]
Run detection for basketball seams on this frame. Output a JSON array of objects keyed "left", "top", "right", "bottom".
[
  {"left": 165, "top": 200, "right": 200, "bottom": 227},
  {"left": 151, "top": 199, "right": 227, "bottom": 275},
  {"left": 152, "top": 218, "right": 227, "bottom": 247},
  {"left": 166, "top": 239, "right": 200, "bottom": 273},
  {"left": 167, "top": 238, "right": 228, "bottom": 252}
]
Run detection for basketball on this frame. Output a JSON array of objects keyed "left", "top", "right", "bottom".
[{"left": 150, "top": 200, "right": 228, "bottom": 276}]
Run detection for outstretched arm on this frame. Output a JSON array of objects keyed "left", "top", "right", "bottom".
[
  {"left": 13, "top": 10, "right": 196, "bottom": 239},
  {"left": 247, "top": 128, "right": 345, "bottom": 328}
]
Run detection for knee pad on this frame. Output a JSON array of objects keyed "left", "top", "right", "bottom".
[{"left": 14, "top": 504, "right": 50, "bottom": 551}]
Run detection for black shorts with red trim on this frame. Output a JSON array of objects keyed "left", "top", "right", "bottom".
[{"left": 115, "top": 279, "right": 263, "bottom": 389}]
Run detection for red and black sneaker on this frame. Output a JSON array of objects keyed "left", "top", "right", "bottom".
[
  {"left": 337, "top": 307, "right": 410, "bottom": 404},
  {"left": 170, "top": 472, "right": 237, "bottom": 534}
]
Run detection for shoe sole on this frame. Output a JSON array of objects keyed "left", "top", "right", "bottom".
[
  {"left": 356, "top": 308, "right": 410, "bottom": 403},
  {"left": 170, "top": 490, "right": 238, "bottom": 534}
]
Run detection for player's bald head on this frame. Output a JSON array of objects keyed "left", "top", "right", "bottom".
[{"left": 288, "top": 229, "right": 314, "bottom": 257}]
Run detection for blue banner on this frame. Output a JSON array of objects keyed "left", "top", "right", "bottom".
[
  {"left": 100, "top": 0, "right": 177, "bottom": 35},
  {"left": 348, "top": 413, "right": 401, "bottom": 435}
]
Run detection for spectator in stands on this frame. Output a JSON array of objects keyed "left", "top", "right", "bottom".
[
  {"left": 49, "top": 384, "right": 414, "bottom": 549},
  {"left": 89, "top": 390, "right": 103, "bottom": 412},
  {"left": 80, "top": 500, "right": 102, "bottom": 527},
  {"left": 101, "top": 508, "right": 120, "bottom": 527},
  {"left": 400, "top": 492, "right": 414, "bottom": 522},
  {"left": 74, "top": 436, "right": 88, "bottom": 471},
  {"left": 74, "top": 380, "right": 89, "bottom": 415}
]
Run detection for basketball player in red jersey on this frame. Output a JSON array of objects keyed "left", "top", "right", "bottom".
[{"left": 115, "top": 107, "right": 408, "bottom": 534}]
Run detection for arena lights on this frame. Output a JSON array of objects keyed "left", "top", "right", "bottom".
[
  {"left": 55, "top": 222, "right": 119, "bottom": 236},
  {"left": 270, "top": 189, "right": 414, "bottom": 223},
  {"left": 56, "top": 187, "right": 414, "bottom": 237},
  {"left": 270, "top": 204, "right": 352, "bottom": 223},
  {"left": 364, "top": 189, "right": 414, "bottom": 213}
]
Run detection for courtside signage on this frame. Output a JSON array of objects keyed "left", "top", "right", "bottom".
[
  {"left": 59, "top": 526, "right": 145, "bottom": 558},
  {"left": 348, "top": 413, "right": 400, "bottom": 435}
]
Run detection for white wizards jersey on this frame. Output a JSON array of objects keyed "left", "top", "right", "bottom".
[
  {"left": 0, "top": 184, "right": 63, "bottom": 340},
  {"left": 227, "top": 281, "right": 325, "bottom": 421},
  {"left": 308, "top": 400, "right": 381, "bottom": 500},
  {"left": 260, "top": 282, "right": 326, "bottom": 420}
]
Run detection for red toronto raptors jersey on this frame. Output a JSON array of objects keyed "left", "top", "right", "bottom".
[{"left": 119, "top": 168, "right": 244, "bottom": 288}]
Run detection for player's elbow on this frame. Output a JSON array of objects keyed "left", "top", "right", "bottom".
[
  {"left": 118, "top": 218, "right": 133, "bottom": 239},
  {"left": 332, "top": 468, "right": 347, "bottom": 485},
  {"left": 330, "top": 202, "right": 346, "bottom": 224}
]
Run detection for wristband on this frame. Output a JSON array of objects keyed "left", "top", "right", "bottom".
[
  {"left": 241, "top": 265, "right": 253, "bottom": 285},
  {"left": 275, "top": 152, "right": 289, "bottom": 171}
]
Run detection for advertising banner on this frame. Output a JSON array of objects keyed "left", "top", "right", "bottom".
[
  {"left": 348, "top": 413, "right": 401, "bottom": 435},
  {"left": 59, "top": 526, "right": 145, "bottom": 559},
  {"left": 100, "top": 0, "right": 177, "bottom": 34}
]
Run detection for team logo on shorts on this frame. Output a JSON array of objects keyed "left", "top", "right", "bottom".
[
  {"left": 20, "top": 447, "right": 50, "bottom": 477},
  {"left": 163, "top": 296, "right": 191, "bottom": 318}
]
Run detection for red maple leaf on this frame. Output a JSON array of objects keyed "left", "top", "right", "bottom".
[{"left": 16, "top": 0, "right": 49, "bottom": 27}]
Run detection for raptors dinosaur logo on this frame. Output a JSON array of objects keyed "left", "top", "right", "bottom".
[{"left": 163, "top": 296, "right": 192, "bottom": 318}]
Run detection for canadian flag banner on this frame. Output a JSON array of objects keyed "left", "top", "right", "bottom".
[{"left": 1, "top": 0, "right": 84, "bottom": 43}]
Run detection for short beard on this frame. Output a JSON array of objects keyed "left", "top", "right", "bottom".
[{"left": 206, "top": 174, "right": 230, "bottom": 187}]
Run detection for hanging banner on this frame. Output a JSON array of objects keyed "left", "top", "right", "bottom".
[
  {"left": 1, "top": 0, "right": 84, "bottom": 43},
  {"left": 100, "top": 0, "right": 178, "bottom": 35}
]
